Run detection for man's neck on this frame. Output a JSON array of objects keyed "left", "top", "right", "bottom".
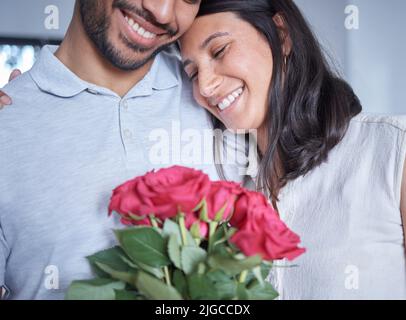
[{"left": 54, "top": 9, "right": 153, "bottom": 98}]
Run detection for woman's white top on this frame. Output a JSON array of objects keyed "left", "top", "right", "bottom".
[{"left": 250, "top": 113, "right": 406, "bottom": 300}]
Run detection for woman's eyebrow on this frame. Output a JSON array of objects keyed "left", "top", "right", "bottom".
[{"left": 200, "top": 32, "right": 230, "bottom": 50}]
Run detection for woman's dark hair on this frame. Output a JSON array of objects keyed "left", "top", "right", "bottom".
[{"left": 198, "top": 0, "right": 362, "bottom": 200}]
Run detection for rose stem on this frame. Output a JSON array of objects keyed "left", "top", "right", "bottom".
[
  {"left": 149, "top": 215, "right": 159, "bottom": 228},
  {"left": 239, "top": 270, "right": 248, "bottom": 284},
  {"left": 208, "top": 221, "right": 218, "bottom": 253},
  {"left": 178, "top": 214, "right": 188, "bottom": 246},
  {"left": 163, "top": 266, "right": 172, "bottom": 286}
]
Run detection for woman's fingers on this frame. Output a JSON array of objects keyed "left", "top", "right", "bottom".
[
  {"left": 9, "top": 69, "right": 22, "bottom": 82},
  {"left": 0, "top": 91, "right": 12, "bottom": 108},
  {"left": 0, "top": 69, "right": 20, "bottom": 108}
]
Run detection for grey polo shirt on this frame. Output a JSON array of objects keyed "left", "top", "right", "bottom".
[{"left": 0, "top": 45, "right": 242, "bottom": 299}]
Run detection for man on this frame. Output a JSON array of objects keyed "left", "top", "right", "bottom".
[{"left": 0, "top": 0, "right": 244, "bottom": 299}]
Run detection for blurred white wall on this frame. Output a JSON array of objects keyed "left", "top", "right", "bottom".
[
  {"left": 0, "top": 0, "right": 404, "bottom": 114},
  {"left": 346, "top": 0, "right": 406, "bottom": 115},
  {"left": 296, "top": 0, "right": 405, "bottom": 115},
  {"left": 295, "top": 0, "right": 347, "bottom": 73},
  {"left": 0, "top": 0, "right": 74, "bottom": 40}
]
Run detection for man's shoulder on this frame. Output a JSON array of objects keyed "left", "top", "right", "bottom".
[
  {"left": 0, "top": 71, "right": 41, "bottom": 115},
  {"left": 2, "top": 70, "right": 37, "bottom": 97},
  {"left": 0, "top": 71, "right": 47, "bottom": 141}
]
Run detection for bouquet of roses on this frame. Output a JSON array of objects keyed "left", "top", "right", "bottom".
[{"left": 67, "top": 166, "right": 305, "bottom": 300}]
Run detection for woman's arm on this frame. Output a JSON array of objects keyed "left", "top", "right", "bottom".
[{"left": 401, "top": 157, "right": 406, "bottom": 250}]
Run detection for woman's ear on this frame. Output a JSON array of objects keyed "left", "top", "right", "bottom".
[{"left": 273, "top": 13, "right": 292, "bottom": 57}]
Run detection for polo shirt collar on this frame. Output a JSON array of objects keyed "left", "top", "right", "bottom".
[
  {"left": 30, "top": 45, "right": 180, "bottom": 99},
  {"left": 124, "top": 46, "right": 180, "bottom": 98},
  {"left": 30, "top": 45, "right": 88, "bottom": 98}
]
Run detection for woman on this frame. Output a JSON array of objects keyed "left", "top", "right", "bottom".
[{"left": 179, "top": 0, "right": 406, "bottom": 299}]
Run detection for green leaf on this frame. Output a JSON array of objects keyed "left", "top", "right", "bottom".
[
  {"left": 162, "top": 219, "right": 196, "bottom": 247},
  {"left": 115, "top": 227, "right": 170, "bottom": 268},
  {"left": 247, "top": 282, "right": 279, "bottom": 300},
  {"left": 236, "top": 283, "right": 249, "bottom": 300},
  {"left": 210, "top": 224, "right": 227, "bottom": 243},
  {"left": 119, "top": 254, "right": 139, "bottom": 269},
  {"left": 190, "top": 221, "right": 202, "bottom": 239},
  {"left": 181, "top": 246, "right": 207, "bottom": 275},
  {"left": 114, "top": 290, "right": 141, "bottom": 300},
  {"left": 187, "top": 273, "right": 219, "bottom": 300},
  {"left": 162, "top": 219, "right": 182, "bottom": 242},
  {"left": 87, "top": 246, "right": 134, "bottom": 278},
  {"left": 206, "top": 270, "right": 237, "bottom": 300},
  {"left": 261, "top": 261, "right": 273, "bottom": 279},
  {"left": 224, "top": 227, "right": 238, "bottom": 241},
  {"left": 197, "top": 262, "right": 206, "bottom": 274},
  {"left": 211, "top": 242, "right": 234, "bottom": 258},
  {"left": 185, "top": 229, "right": 198, "bottom": 247},
  {"left": 252, "top": 266, "right": 264, "bottom": 287},
  {"left": 119, "top": 254, "right": 164, "bottom": 279},
  {"left": 128, "top": 212, "right": 148, "bottom": 222},
  {"left": 135, "top": 271, "right": 182, "bottom": 300},
  {"left": 66, "top": 278, "right": 125, "bottom": 300},
  {"left": 208, "top": 254, "right": 262, "bottom": 276},
  {"left": 193, "top": 198, "right": 205, "bottom": 212},
  {"left": 199, "top": 200, "right": 209, "bottom": 222},
  {"left": 168, "top": 234, "right": 182, "bottom": 269},
  {"left": 210, "top": 224, "right": 237, "bottom": 250},
  {"left": 135, "top": 261, "right": 165, "bottom": 279},
  {"left": 214, "top": 202, "right": 228, "bottom": 222},
  {"left": 172, "top": 270, "right": 188, "bottom": 298},
  {"left": 95, "top": 262, "right": 137, "bottom": 285}
]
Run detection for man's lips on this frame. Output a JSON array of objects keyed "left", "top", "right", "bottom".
[{"left": 120, "top": 9, "right": 168, "bottom": 36}]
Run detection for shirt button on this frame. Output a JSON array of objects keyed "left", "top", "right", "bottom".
[
  {"left": 123, "top": 129, "right": 133, "bottom": 139},
  {"left": 122, "top": 100, "right": 129, "bottom": 111}
]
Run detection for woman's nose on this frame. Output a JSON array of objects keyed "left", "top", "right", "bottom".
[{"left": 199, "top": 72, "right": 222, "bottom": 98}]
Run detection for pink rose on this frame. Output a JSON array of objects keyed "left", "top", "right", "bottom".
[
  {"left": 108, "top": 166, "right": 211, "bottom": 225},
  {"left": 230, "top": 191, "right": 305, "bottom": 261},
  {"left": 230, "top": 190, "right": 270, "bottom": 229},
  {"left": 205, "top": 181, "right": 244, "bottom": 221}
]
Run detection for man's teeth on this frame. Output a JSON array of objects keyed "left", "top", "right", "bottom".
[
  {"left": 124, "top": 15, "right": 157, "bottom": 39},
  {"left": 218, "top": 88, "right": 244, "bottom": 111}
]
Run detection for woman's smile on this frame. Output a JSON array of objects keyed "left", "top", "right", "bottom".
[{"left": 215, "top": 86, "right": 244, "bottom": 111}]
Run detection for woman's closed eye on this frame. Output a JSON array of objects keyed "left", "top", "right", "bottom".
[
  {"left": 212, "top": 44, "right": 230, "bottom": 59},
  {"left": 187, "top": 69, "right": 198, "bottom": 81},
  {"left": 186, "top": 45, "right": 231, "bottom": 81}
]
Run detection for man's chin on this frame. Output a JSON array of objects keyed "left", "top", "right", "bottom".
[
  {"left": 108, "top": 55, "right": 153, "bottom": 71},
  {"left": 101, "top": 32, "right": 173, "bottom": 71},
  {"left": 99, "top": 40, "right": 158, "bottom": 71}
]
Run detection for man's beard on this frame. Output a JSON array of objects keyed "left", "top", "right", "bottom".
[{"left": 78, "top": 0, "right": 174, "bottom": 71}]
